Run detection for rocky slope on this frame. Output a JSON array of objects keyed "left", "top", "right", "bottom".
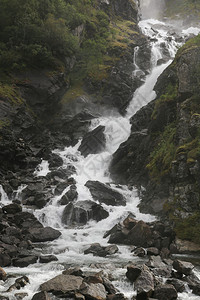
[{"left": 110, "top": 34, "right": 200, "bottom": 244}]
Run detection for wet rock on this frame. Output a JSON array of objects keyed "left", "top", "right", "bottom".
[
  {"left": 126, "top": 264, "right": 142, "bottom": 282},
  {"left": 13, "top": 255, "right": 38, "bottom": 267},
  {"left": 28, "top": 227, "right": 61, "bottom": 242},
  {"left": 127, "top": 221, "right": 153, "bottom": 247},
  {"left": 48, "top": 153, "right": 63, "bottom": 168},
  {"left": 78, "top": 125, "right": 106, "bottom": 157},
  {"left": 85, "top": 181, "right": 126, "bottom": 206},
  {"left": 39, "top": 255, "right": 58, "bottom": 263},
  {"left": 173, "top": 259, "right": 194, "bottom": 276},
  {"left": 75, "top": 293, "right": 85, "bottom": 300},
  {"left": 102, "top": 277, "right": 119, "bottom": 295},
  {"left": 62, "top": 267, "right": 83, "bottom": 277},
  {"left": 153, "top": 284, "right": 177, "bottom": 300},
  {"left": 0, "top": 243, "right": 18, "bottom": 257},
  {"left": 146, "top": 256, "right": 166, "bottom": 268},
  {"left": 13, "top": 211, "right": 43, "bottom": 229},
  {"left": 134, "top": 247, "right": 146, "bottom": 257},
  {"left": 2, "top": 203, "right": 22, "bottom": 214},
  {"left": 166, "top": 278, "right": 185, "bottom": 293},
  {"left": 40, "top": 274, "right": 83, "bottom": 295},
  {"left": 80, "top": 282, "right": 107, "bottom": 300},
  {"left": 62, "top": 201, "right": 109, "bottom": 226},
  {"left": 0, "top": 267, "right": 7, "bottom": 281},
  {"left": 84, "top": 243, "right": 118, "bottom": 257},
  {"left": 0, "top": 252, "right": 11, "bottom": 267},
  {"left": 7, "top": 276, "right": 29, "bottom": 292},
  {"left": 134, "top": 265, "right": 154, "bottom": 298},
  {"left": 54, "top": 181, "right": 69, "bottom": 196},
  {"left": 0, "top": 296, "right": 9, "bottom": 300},
  {"left": 123, "top": 214, "right": 137, "bottom": 230},
  {"left": 15, "top": 293, "right": 28, "bottom": 300},
  {"left": 32, "top": 291, "right": 52, "bottom": 300},
  {"left": 147, "top": 247, "right": 159, "bottom": 256},
  {"left": 59, "top": 185, "right": 78, "bottom": 205}
]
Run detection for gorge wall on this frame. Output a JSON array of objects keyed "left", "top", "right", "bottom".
[{"left": 110, "top": 34, "right": 200, "bottom": 244}]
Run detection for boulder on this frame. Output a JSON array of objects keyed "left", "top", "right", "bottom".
[
  {"left": 32, "top": 291, "right": 52, "bottom": 300},
  {"left": 15, "top": 293, "right": 28, "bottom": 300},
  {"left": 62, "top": 201, "right": 109, "bottom": 226},
  {"left": 85, "top": 181, "right": 126, "bottom": 206},
  {"left": 147, "top": 247, "right": 159, "bottom": 256},
  {"left": 126, "top": 264, "right": 142, "bottom": 282},
  {"left": 48, "top": 153, "right": 63, "bottom": 168},
  {"left": 166, "top": 278, "right": 185, "bottom": 293},
  {"left": 40, "top": 274, "right": 83, "bottom": 295},
  {"left": 59, "top": 185, "right": 78, "bottom": 205},
  {"left": 127, "top": 221, "right": 153, "bottom": 247},
  {"left": 172, "top": 259, "right": 194, "bottom": 276},
  {"left": 28, "top": 227, "right": 61, "bottom": 242},
  {"left": 2, "top": 203, "right": 22, "bottom": 214},
  {"left": 62, "top": 267, "right": 83, "bottom": 277},
  {"left": 7, "top": 276, "right": 29, "bottom": 292},
  {"left": 123, "top": 214, "right": 137, "bottom": 230},
  {"left": 134, "top": 265, "right": 154, "bottom": 298},
  {"left": 153, "top": 284, "right": 177, "bottom": 300},
  {"left": 13, "top": 256, "right": 38, "bottom": 267},
  {"left": 39, "top": 255, "right": 58, "bottom": 263},
  {"left": 146, "top": 256, "right": 166, "bottom": 268},
  {"left": 102, "top": 277, "right": 119, "bottom": 295},
  {"left": 0, "top": 267, "right": 7, "bottom": 281},
  {"left": 0, "top": 252, "right": 11, "bottom": 267},
  {"left": 84, "top": 243, "right": 118, "bottom": 257},
  {"left": 80, "top": 282, "right": 107, "bottom": 300},
  {"left": 78, "top": 125, "right": 106, "bottom": 157}
]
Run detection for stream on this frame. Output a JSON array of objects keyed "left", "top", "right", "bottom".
[{"left": 1, "top": 6, "right": 200, "bottom": 300}]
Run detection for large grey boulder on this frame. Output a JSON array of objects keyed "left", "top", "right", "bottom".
[
  {"left": 80, "top": 282, "right": 107, "bottom": 300},
  {"left": 153, "top": 284, "right": 177, "bottom": 300},
  {"left": 28, "top": 227, "right": 61, "bottom": 242},
  {"left": 134, "top": 265, "right": 154, "bottom": 298},
  {"left": 78, "top": 125, "right": 106, "bottom": 157},
  {"left": 127, "top": 220, "right": 153, "bottom": 247},
  {"left": 62, "top": 200, "right": 109, "bottom": 226},
  {"left": 85, "top": 181, "right": 126, "bottom": 206},
  {"left": 40, "top": 274, "right": 83, "bottom": 294},
  {"left": 173, "top": 259, "right": 194, "bottom": 276}
]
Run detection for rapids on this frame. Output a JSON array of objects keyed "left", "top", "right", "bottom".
[{"left": 1, "top": 9, "right": 200, "bottom": 300}]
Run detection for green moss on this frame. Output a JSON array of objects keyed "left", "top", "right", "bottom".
[
  {"left": 152, "top": 83, "right": 178, "bottom": 119},
  {"left": 174, "top": 213, "right": 200, "bottom": 244},
  {"left": 61, "top": 83, "right": 86, "bottom": 104},
  {"left": 146, "top": 123, "right": 177, "bottom": 180},
  {"left": 0, "top": 83, "right": 23, "bottom": 105},
  {"left": 0, "top": 118, "right": 10, "bottom": 129},
  {"left": 164, "top": 0, "right": 200, "bottom": 20}
]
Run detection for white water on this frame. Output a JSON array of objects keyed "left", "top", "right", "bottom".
[{"left": 1, "top": 16, "right": 200, "bottom": 300}]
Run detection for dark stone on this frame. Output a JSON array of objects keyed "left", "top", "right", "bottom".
[
  {"left": 0, "top": 252, "right": 11, "bottom": 267},
  {"left": 134, "top": 247, "right": 146, "bottom": 257},
  {"left": 127, "top": 221, "right": 152, "bottom": 247},
  {"left": 134, "top": 265, "right": 154, "bottom": 298},
  {"left": 147, "top": 247, "right": 159, "bottom": 256},
  {"left": 31, "top": 291, "right": 52, "bottom": 300},
  {"left": 173, "top": 259, "right": 194, "bottom": 276},
  {"left": 28, "top": 227, "right": 61, "bottom": 242},
  {"left": 126, "top": 264, "right": 142, "bottom": 282},
  {"left": 39, "top": 255, "right": 58, "bottom": 263},
  {"left": 153, "top": 284, "right": 177, "bottom": 300},
  {"left": 62, "top": 201, "right": 109, "bottom": 226},
  {"left": 2, "top": 203, "right": 22, "bottom": 214},
  {"left": 13, "top": 256, "right": 38, "bottom": 267},
  {"left": 84, "top": 243, "right": 118, "bottom": 257},
  {"left": 166, "top": 278, "right": 185, "bottom": 293},
  {"left": 85, "top": 181, "right": 126, "bottom": 206},
  {"left": 48, "top": 153, "right": 63, "bottom": 168},
  {"left": 78, "top": 125, "right": 106, "bottom": 157},
  {"left": 62, "top": 267, "right": 83, "bottom": 277}
]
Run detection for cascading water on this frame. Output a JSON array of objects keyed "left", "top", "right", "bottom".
[{"left": 2, "top": 8, "right": 200, "bottom": 300}]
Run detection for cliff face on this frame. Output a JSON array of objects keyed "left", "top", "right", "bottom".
[
  {"left": 109, "top": 35, "right": 200, "bottom": 243},
  {"left": 0, "top": 0, "right": 151, "bottom": 184}
]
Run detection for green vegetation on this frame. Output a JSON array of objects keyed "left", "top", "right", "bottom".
[
  {"left": 174, "top": 213, "right": 200, "bottom": 244},
  {"left": 164, "top": 0, "right": 200, "bottom": 20},
  {"left": 146, "top": 123, "right": 177, "bottom": 180},
  {"left": 0, "top": 83, "right": 23, "bottom": 104},
  {"left": 152, "top": 83, "right": 178, "bottom": 119}
]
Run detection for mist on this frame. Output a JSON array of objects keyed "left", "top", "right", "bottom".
[{"left": 139, "top": 0, "right": 166, "bottom": 20}]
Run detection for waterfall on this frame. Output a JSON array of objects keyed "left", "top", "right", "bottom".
[{"left": 1, "top": 8, "right": 200, "bottom": 300}]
